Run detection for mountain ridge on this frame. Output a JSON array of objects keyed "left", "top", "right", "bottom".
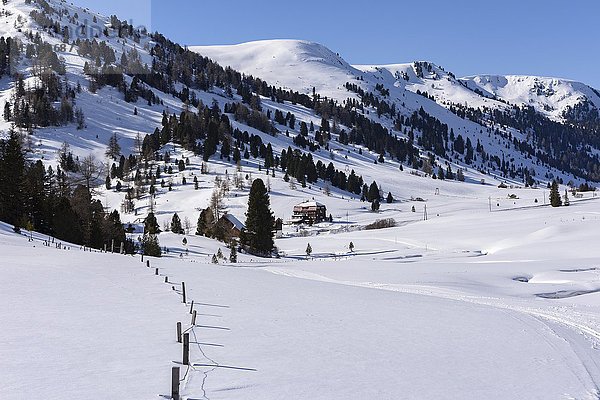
[{"left": 193, "top": 39, "right": 600, "bottom": 123}]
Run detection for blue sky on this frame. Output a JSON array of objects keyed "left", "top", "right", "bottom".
[{"left": 74, "top": 0, "right": 600, "bottom": 88}]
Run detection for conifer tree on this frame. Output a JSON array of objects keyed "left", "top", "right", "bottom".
[
  {"left": 196, "top": 207, "right": 214, "bottom": 236},
  {"left": 368, "top": 181, "right": 380, "bottom": 202},
  {"left": 386, "top": 192, "right": 394, "bottom": 203},
  {"left": 170, "top": 213, "right": 184, "bottom": 234},
  {"left": 371, "top": 199, "right": 380, "bottom": 212},
  {"left": 243, "top": 178, "right": 275, "bottom": 256},
  {"left": 141, "top": 232, "right": 161, "bottom": 257},
  {"left": 300, "top": 121, "right": 308, "bottom": 136},
  {"left": 105, "top": 133, "right": 121, "bottom": 160},
  {"left": 144, "top": 211, "right": 161, "bottom": 234},
  {"left": 0, "top": 130, "right": 25, "bottom": 225},
  {"left": 550, "top": 181, "right": 562, "bottom": 207},
  {"left": 229, "top": 241, "right": 237, "bottom": 263}
]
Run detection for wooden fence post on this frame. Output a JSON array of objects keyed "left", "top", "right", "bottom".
[
  {"left": 182, "top": 282, "right": 186, "bottom": 304},
  {"left": 183, "top": 333, "right": 190, "bottom": 365},
  {"left": 177, "top": 322, "right": 182, "bottom": 343},
  {"left": 146, "top": 260, "right": 150, "bottom": 268},
  {"left": 165, "top": 276, "right": 168, "bottom": 283},
  {"left": 189, "top": 300, "right": 194, "bottom": 314},
  {"left": 141, "top": 253, "right": 144, "bottom": 263},
  {"left": 191, "top": 310, "right": 197, "bottom": 326},
  {"left": 155, "top": 267, "right": 159, "bottom": 276},
  {"left": 171, "top": 366, "right": 180, "bottom": 400}
]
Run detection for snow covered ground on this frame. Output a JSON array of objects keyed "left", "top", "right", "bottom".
[
  {"left": 0, "top": 224, "right": 185, "bottom": 399},
  {"left": 3, "top": 188, "right": 600, "bottom": 399},
  {"left": 1, "top": 2, "right": 600, "bottom": 399}
]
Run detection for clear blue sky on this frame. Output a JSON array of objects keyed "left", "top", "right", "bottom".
[{"left": 74, "top": 0, "right": 600, "bottom": 88}]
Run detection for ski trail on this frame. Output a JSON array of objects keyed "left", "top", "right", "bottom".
[{"left": 262, "top": 267, "right": 600, "bottom": 396}]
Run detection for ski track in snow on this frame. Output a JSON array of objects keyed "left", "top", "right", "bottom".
[{"left": 261, "top": 266, "right": 600, "bottom": 398}]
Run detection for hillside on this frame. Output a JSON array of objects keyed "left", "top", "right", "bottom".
[
  {"left": 189, "top": 39, "right": 359, "bottom": 100},
  {"left": 194, "top": 40, "right": 600, "bottom": 183},
  {"left": 461, "top": 74, "right": 600, "bottom": 121},
  {"left": 193, "top": 39, "right": 600, "bottom": 124},
  {"left": 3, "top": 186, "right": 600, "bottom": 399},
  {"left": 1, "top": 1, "right": 600, "bottom": 398}
]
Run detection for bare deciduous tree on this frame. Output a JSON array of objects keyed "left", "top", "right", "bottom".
[
  {"left": 210, "top": 188, "right": 224, "bottom": 221},
  {"left": 183, "top": 216, "right": 192, "bottom": 235},
  {"left": 78, "top": 154, "right": 104, "bottom": 193}
]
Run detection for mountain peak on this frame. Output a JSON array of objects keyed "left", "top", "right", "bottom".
[{"left": 190, "top": 39, "right": 359, "bottom": 97}]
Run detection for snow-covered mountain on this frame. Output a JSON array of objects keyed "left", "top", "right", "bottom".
[
  {"left": 3, "top": 2, "right": 600, "bottom": 399},
  {"left": 194, "top": 40, "right": 600, "bottom": 183},
  {"left": 189, "top": 39, "right": 359, "bottom": 100},
  {"left": 462, "top": 74, "right": 600, "bottom": 121},
  {"left": 195, "top": 39, "right": 600, "bottom": 123}
]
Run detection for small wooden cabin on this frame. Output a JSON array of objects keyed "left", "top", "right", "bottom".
[{"left": 216, "top": 213, "right": 245, "bottom": 238}]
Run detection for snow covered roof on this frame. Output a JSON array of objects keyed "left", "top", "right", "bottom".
[
  {"left": 295, "top": 201, "right": 325, "bottom": 208},
  {"left": 223, "top": 213, "right": 245, "bottom": 230}
]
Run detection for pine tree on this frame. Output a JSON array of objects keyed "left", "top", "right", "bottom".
[
  {"left": 306, "top": 243, "right": 312, "bottom": 257},
  {"left": 196, "top": 207, "right": 214, "bottom": 236},
  {"left": 243, "top": 178, "right": 275, "bottom": 256},
  {"left": 141, "top": 232, "right": 161, "bottom": 257},
  {"left": 144, "top": 212, "right": 161, "bottom": 234},
  {"left": 386, "top": 192, "right": 394, "bottom": 203},
  {"left": 3, "top": 102, "right": 11, "bottom": 121},
  {"left": 170, "top": 213, "right": 184, "bottom": 234},
  {"left": 549, "top": 181, "right": 562, "bottom": 207},
  {"left": 0, "top": 130, "right": 25, "bottom": 225},
  {"left": 105, "top": 210, "right": 126, "bottom": 248},
  {"left": 371, "top": 199, "right": 380, "bottom": 212},
  {"left": 52, "top": 196, "right": 83, "bottom": 244},
  {"left": 368, "top": 181, "right": 380, "bottom": 202},
  {"left": 229, "top": 241, "right": 237, "bottom": 263},
  {"left": 300, "top": 121, "right": 308, "bottom": 136}
]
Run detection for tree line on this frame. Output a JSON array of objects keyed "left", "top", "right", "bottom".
[{"left": 0, "top": 130, "right": 132, "bottom": 251}]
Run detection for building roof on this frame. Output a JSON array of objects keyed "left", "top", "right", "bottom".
[
  {"left": 295, "top": 201, "right": 325, "bottom": 208},
  {"left": 223, "top": 213, "right": 245, "bottom": 230}
]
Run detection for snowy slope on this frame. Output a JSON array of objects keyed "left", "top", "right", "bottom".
[
  {"left": 0, "top": 224, "right": 185, "bottom": 399},
  {"left": 4, "top": 188, "right": 600, "bottom": 398},
  {"left": 462, "top": 74, "right": 600, "bottom": 120},
  {"left": 0, "top": 0, "right": 194, "bottom": 163},
  {"left": 193, "top": 40, "right": 598, "bottom": 186},
  {"left": 1, "top": 4, "right": 600, "bottom": 398},
  {"left": 190, "top": 39, "right": 360, "bottom": 100}
]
